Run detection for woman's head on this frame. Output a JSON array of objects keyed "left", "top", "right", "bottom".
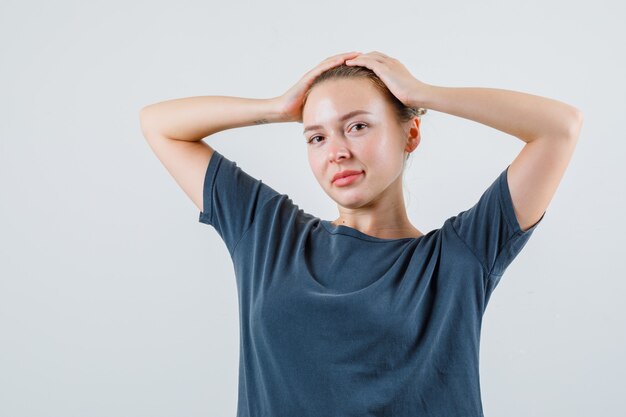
[{"left": 301, "top": 64, "right": 426, "bottom": 211}]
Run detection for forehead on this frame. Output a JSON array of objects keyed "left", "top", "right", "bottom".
[{"left": 302, "top": 78, "right": 387, "bottom": 125}]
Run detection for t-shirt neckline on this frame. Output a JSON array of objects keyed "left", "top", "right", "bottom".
[{"left": 320, "top": 220, "right": 424, "bottom": 243}]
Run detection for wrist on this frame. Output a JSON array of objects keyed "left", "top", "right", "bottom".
[
  {"left": 408, "top": 82, "right": 439, "bottom": 110},
  {"left": 266, "top": 96, "right": 291, "bottom": 123}
]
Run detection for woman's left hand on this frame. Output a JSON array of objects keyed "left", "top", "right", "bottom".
[{"left": 345, "top": 51, "right": 429, "bottom": 108}]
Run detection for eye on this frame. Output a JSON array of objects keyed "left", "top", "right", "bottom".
[
  {"left": 306, "top": 123, "right": 368, "bottom": 145},
  {"left": 307, "top": 135, "right": 324, "bottom": 144},
  {"left": 351, "top": 122, "right": 367, "bottom": 131}
]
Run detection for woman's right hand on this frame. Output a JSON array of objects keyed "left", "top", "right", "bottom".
[{"left": 273, "top": 51, "right": 362, "bottom": 123}]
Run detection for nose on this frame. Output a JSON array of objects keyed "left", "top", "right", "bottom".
[{"left": 327, "top": 135, "right": 351, "bottom": 163}]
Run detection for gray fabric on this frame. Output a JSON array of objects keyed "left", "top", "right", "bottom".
[{"left": 199, "top": 150, "right": 544, "bottom": 416}]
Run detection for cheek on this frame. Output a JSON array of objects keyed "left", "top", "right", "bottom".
[
  {"left": 307, "top": 158, "right": 325, "bottom": 182},
  {"left": 365, "top": 141, "right": 404, "bottom": 176},
  {"left": 362, "top": 141, "right": 391, "bottom": 165}
]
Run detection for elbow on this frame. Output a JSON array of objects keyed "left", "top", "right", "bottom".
[
  {"left": 139, "top": 106, "right": 157, "bottom": 135},
  {"left": 568, "top": 107, "right": 584, "bottom": 140},
  {"left": 139, "top": 106, "right": 152, "bottom": 122},
  {"left": 139, "top": 109, "right": 148, "bottom": 133}
]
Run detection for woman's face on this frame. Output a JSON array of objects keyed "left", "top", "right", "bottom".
[{"left": 302, "top": 77, "right": 419, "bottom": 210}]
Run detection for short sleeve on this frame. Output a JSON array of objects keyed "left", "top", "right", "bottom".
[
  {"left": 451, "top": 165, "right": 545, "bottom": 279},
  {"left": 198, "top": 150, "right": 281, "bottom": 256}
]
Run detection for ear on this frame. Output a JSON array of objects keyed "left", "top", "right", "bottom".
[{"left": 404, "top": 117, "right": 421, "bottom": 153}]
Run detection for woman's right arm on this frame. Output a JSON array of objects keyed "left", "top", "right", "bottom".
[
  {"left": 138, "top": 96, "right": 285, "bottom": 214},
  {"left": 138, "top": 51, "right": 362, "bottom": 215},
  {"left": 139, "top": 96, "right": 286, "bottom": 142}
]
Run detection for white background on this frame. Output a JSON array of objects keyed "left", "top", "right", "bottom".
[{"left": 1, "top": 0, "right": 623, "bottom": 416}]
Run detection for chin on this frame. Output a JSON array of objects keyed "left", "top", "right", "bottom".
[{"left": 333, "top": 194, "right": 370, "bottom": 209}]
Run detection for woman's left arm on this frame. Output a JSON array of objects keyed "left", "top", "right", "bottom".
[
  {"left": 412, "top": 85, "right": 583, "bottom": 143},
  {"left": 344, "top": 52, "right": 583, "bottom": 232},
  {"left": 414, "top": 84, "right": 584, "bottom": 232}
]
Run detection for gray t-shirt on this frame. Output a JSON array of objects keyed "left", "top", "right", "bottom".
[{"left": 199, "top": 150, "right": 544, "bottom": 417}]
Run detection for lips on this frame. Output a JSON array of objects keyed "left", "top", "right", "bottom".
[
  {"left": 332, "top": 170, "right": 364, "bottom": 187},
  {"left": 332, "top": 169, "right": 363, "bottom": 183}
]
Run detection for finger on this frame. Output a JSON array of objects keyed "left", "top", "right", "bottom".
[
  {"left": 369, "top": 51, "right": 392, "bottom": 59},
  {"left": 345, "top": 55, "right": 371, "bottom": 65},
  {"left": 346, "top": 54, "right": 388, "bottom": 67},
  {"left": 339, "top": 50, "right": 362, "bottom": 57},
  {"left": 306, "top": 52, "right": 359, "bottom": 78},
  {"left": 303, "top": 51, "right": 363, "bottom": 82},
  {"left": 324, "top": 51, "right": 362, "bottom": 63},
  {"left": 321, "top": 52, "right": 362, "bottom": 70},
  {"left": 355, "top": 51, "right": 391, "bottom": 64},
  {"left": 344, "top": 56, "right": 360, "bottom": 65}
]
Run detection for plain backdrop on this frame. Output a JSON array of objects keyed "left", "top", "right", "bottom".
[{"left": 1, "top": 0, "right": 624, "bottom": 416}]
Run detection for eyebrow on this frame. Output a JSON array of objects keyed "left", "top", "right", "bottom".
[{"left": 303, "top": 110, "right": 373, "bottom": 134}]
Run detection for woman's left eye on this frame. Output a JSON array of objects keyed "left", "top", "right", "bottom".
[{"left": 351, "top": 123, "right": 367, "bottom": 131}]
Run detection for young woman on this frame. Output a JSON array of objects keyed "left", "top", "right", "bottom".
[{"left": 140, "top": 50, "right": 582, "bottom": 416}]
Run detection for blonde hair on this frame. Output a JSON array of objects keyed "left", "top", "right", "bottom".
[{"left": 302, "top": 63, "right": 427, "bottom": 124}]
